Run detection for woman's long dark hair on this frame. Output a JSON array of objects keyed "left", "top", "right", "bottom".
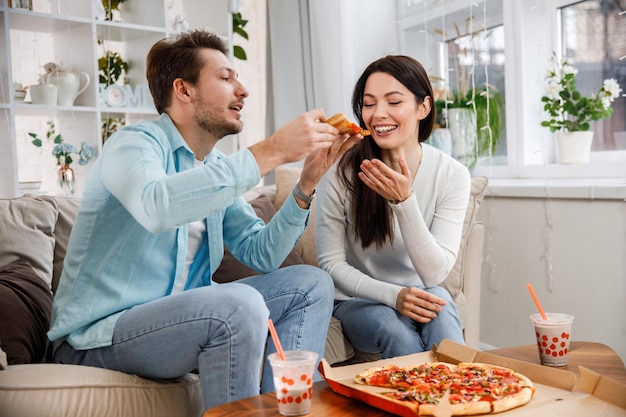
[{"left": 337, "top": 55, "right": 434, "bottom": 249}]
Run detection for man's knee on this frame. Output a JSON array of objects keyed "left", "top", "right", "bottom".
[{"left": 297, "top": 265, "right": 334, "bottom": 302}]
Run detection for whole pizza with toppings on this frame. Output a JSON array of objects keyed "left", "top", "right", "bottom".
[{"left": 355, "top": 362, "right": 535, "bottom": 416}]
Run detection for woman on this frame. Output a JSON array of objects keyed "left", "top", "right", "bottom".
[{"left": 316, "top": 55, "right": 471, "bottom": 358}]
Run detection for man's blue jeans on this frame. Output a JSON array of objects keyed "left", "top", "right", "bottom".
[
  {"left": 333, "top": 285, "right": 464, "bottom": 358},
  {"left": 53, "top": 265, "right": 334, "bottom": 409}
]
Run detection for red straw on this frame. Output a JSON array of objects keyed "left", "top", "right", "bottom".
[
  {"left": 526, "top": 283, "right": 548, "bottom": 320},
  {"left": 267, "top": 319, "right": 286, "bottom": 360}
]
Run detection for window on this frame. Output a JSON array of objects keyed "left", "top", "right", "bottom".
[
  {"left": 400, "top": 0, "right": 626, "bottom": 179},
  {"left": 560, "top": 0, "right": 626, "bottom": 152}
]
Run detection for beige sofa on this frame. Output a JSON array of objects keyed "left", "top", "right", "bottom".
[{"left": 0, "top": 167, "right": 487, "bottom": 417}]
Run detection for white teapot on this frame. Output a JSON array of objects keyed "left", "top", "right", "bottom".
[{"left": 47, "top": 67, "right": 90, "bottom": 106}]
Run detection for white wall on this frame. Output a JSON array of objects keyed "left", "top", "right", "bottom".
[{"left": 478, "top": 195, "right": 626, "bottom": 362}]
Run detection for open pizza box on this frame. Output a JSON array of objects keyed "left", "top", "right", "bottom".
[{"left": 319, "top": 339, "right": 626, "bottom": 416}]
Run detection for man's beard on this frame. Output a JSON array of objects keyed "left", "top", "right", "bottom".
[{"left": 195, "top": 107, "right": 243, "bottom": 139}]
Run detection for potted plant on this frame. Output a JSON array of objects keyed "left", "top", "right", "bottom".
[
  {"left": 540, "top": 52, "right": 622, "bottom": 163},
  {"left": 101, "top": 0, "right": 126, "bottom": 21},
  {"left": 98, "top": 40, "right": 129, "bottom": 141},
  {"left": 29, "top": 121, "right": 95, "bottom": 193},
  {"left": 438, "top": 84, "right": 504, "bottom": 169},
  {"left": 433, "top": 24, "right": 505, "bottom": 169}
]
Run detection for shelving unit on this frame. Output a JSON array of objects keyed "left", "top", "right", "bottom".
[{"left": 0, "top": 0, "right": 231, "bottom": 198}]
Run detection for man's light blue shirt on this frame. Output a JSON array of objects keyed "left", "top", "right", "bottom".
[{"left": 48, "top": 113, "right": 310, "bottom": 349}]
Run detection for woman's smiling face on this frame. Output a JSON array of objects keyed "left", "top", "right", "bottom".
[{"left": 361, "top": 72, "right": 422, "bottom": 150}]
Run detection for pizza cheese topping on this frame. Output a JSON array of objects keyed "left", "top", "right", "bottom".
[{"left": 355, "top": 362, "right": 534, "bottom": 415}]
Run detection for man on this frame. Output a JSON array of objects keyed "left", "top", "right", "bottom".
[{"left": 48, "top": 30, "right": 361, "bottom": 409}]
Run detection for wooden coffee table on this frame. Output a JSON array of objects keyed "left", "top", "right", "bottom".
[{"left": 202, "top": 341, "right": 626, "bottom": 416}]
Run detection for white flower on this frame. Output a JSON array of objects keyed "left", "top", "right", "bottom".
[
  {"left": 546, "top": 68, "right": 560, "bottom": 81},
  {"left": 562, "top": 64, "right": 578, "bottom": 76},
  {"left": 603, "top": 78, "right": 622, "bottom": 100},
  {"left": 544, "top": 80, "right": 563, "bottom": 100}
]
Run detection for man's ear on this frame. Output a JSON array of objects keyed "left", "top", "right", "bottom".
[{"left": 172, "top": 78, "right": 191, "bottom": 103}]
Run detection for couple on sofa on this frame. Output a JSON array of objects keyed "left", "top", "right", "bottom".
[{"left": 48, "top": 30, "right": 470, "bottom": 410}]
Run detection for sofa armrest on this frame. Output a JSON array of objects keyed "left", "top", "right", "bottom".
[{"left": 461, "top": 221, "right": 484, "bottom": 348}]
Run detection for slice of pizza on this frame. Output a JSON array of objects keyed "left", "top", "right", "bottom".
[
  {"left": 326, "top": 113, "right": 371, "bottom": 136},
  {"left": 455, "top": 362, "right": 535, "bottom": 414},
  {"left": 355, "top": 362, "right": 454, "bottom": 390}
]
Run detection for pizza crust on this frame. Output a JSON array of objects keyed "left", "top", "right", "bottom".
[
  {"left": 490, "top": 386, "right": 534, "bottom": 414},
  {"left": 420, "top": 401, "right": 492, "bottom": 416}
]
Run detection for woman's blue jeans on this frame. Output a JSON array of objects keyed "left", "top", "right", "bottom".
[
  {"left": 53, "top": 265, "right": 334, "bottom": 409},
  {"left": 333, "top": 285, "right": 464, "bottom": 358}
]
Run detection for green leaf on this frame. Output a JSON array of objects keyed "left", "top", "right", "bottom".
[
  {"left": 53, "top": 134, "right": 63, "bottom": 144},
  {"left": 233, "top": 27, "right": 249, "bottom": 40},
  {"left": 31, "top": 139, "right": 42, "bottom": 147},
  {"left": 232, "top": 12, "right": 248, "bottom": 27},
  {"left": 234, "top": 45, "right": 247, "bottom": 60}
]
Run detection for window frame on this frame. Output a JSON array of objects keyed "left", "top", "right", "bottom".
[{"left": 399, "top": 0, "right": 626, "bottom": 182}]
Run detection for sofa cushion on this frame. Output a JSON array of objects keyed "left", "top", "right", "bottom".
[
  {"left": 212, "top": 194, "right": 306, "bottom": 283},
  {"left": 0, "top": 364, "right": 202, "bottom": 417},
  {"left": 51, "top": 197, "right": 81, "bottom": 294},
  {"left": 274, "top": 166, "right": 318, "bottom": 266},
  {"left": 440, "top": 176, "right": 488, "bottom": 328},
  {"left": 0, "top": 195, "right": 58, "bottom": 289},
  {"left": 0, "top": 259, "right": 53, "bottom": 365}
]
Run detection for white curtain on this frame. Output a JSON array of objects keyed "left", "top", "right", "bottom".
[{"left": 266, "top": 0, "right": 399, "bottom": 141}]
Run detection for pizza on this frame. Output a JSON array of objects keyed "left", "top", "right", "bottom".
[
  {"left": 355, "top": 361, "right": 534, "bottom": 416},
  {"left": 326, "top": 113, "right": 371, "bottom": 136}
]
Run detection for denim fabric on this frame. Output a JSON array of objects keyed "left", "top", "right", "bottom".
[
  {"left": 239, "top": 265, "right": 333, "bottom": 391},
  {"left": 333, "top": 286, "right": 463, "bottom": 358},
  {"left": 54, "top": 265, "right": 333, "bottom": 409}
]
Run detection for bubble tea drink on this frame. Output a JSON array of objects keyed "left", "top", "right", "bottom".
[
  {"left": 268, "top": 350, "right": 318, "bottom": 416},
  {"left": 530, "top": 313, "right": 574, "bottom": 366}
]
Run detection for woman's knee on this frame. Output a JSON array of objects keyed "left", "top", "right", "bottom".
[
  {"left": 427, "top": 286, "right": 455, "bottom": 303},
  {"left": 425, "top": 286, "right": 459, "bottom": 319}
]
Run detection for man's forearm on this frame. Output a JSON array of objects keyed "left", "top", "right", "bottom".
[{"left": 248, "top": 140, "right": 288, "bottom": 177}]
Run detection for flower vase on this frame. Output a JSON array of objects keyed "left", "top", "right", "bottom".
[
  {"left": 448, "top": 108, "right": 478, "bottom": 168},
  {"left": 58, "top": 164, "right": 75, "bottom": 194},
  {"left": 556, "top": 131, "right": 594, "bottom": 164}
]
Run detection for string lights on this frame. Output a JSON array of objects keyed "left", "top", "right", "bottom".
[{"left": 531, "top": 1, "right": 556, "bottom": 291}]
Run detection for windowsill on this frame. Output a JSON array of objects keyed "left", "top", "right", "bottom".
[{"left": 485, "top": 178, "right": 626, "bottom": 200}]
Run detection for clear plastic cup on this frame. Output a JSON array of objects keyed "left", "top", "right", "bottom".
[
  {"left": 530, "top": 313, "right": 574, "bottom": 366},
  {"left": 267, "top": 350, "right": 318, "bottom": 416}
]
